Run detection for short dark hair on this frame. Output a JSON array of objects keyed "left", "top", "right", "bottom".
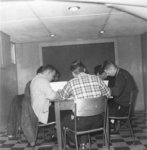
[
  {"left": 36, "top": 66, "right": 43, "bottom": 74},
  {"left": 103, "top": 60, "right": 116, "bottom": 70},
  {"left": 70, "top": 60, "right": 86, "bottom": 74},
  {"left": 41, "top": 64, "right": 56, "bottom": 73},
  {"left": 94, "top": 65, "right": 104, "bottom": 75}
]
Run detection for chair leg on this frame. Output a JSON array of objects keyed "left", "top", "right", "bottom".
[
  {"left": 88, "top": 134, "right": 91, "bottom": 150},
  {"left": 104, "top": 129, "right": 110, "bottom": 150},
  {"left": 43, "top": 127, "right": 45, "bottom": 139},
  {"left": 107, "top": 119, "right": 111, "bottom": 146},
  {"left": 102, "top": 130, "right": 105, "bottom": 147},
  {"left": 62, "top": 129, "right": 65, "bottom": 150},
  {"left": 75, "top": 134, "right": 79, "bottom": 150},
  {"left": 127, "top": 119, "right": 135, "bottom": 143},
  {"left": 64, "top": 129, "right": 67, "bottom": 150},
  {"left": 16, "top": 127, "right": 22, "bottom": 143}
]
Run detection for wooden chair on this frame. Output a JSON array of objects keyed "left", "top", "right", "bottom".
[
  {"left": 35, "top": 121, "right": 56, "bottom": 149},
  {"left": 108, "top": 91, "right": 135, "bottom": 144},
  {"left": 62, "top": 96, "right": 109, "bottom": 150}
]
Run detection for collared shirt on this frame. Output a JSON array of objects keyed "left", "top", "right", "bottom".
[
  {"left": 60, "top": 72, "right": 111, "bottom": 100},
  {"left": 30, "top": 73, "right": 56, "bottom": 124}
]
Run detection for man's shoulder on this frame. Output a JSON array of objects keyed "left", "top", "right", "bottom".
[
  {"left": 119, "top": 68, "right": 132, "bottom": 76},
  {"left": 31, "top": 75, "right": 47, "bottom": 85},
  {"left": 80, "top": 73, "right": 98, "bottom": 77},
  {"left": 119, "top": 68, "right": 135, "bottom": 84},
  {"left": 69, "top": 73, "right": 99, "bottom": 82}
]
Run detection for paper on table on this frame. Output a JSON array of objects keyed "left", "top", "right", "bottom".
[
  {"left": 50, "top": 81, "right": 67, "bottom": 91},
  {"left": 104, "top": 80, "right": 109, "bottom": 86}
]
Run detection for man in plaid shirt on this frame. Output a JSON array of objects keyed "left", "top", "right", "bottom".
[
  {"left": 60, "top": 60, "right": 111, "bottom": 149},
  {"left": 60, "top": 61, "right": 111, "bottom": 100}
]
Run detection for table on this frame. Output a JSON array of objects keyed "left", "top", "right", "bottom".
[{"left": 53, "top": 100, "right": 74, "bottom": 150}]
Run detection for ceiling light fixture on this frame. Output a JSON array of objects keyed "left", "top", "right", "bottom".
[
  {"left": 27, "top": 2, "right": 54, "bottom": 41},
  {"left": 50, "top": 34, "right": 56, "bottom": 37},
  {"left": 98, "top": 8, "right": 112, "bottom": 38},
  {"left": 100, "top": 30, "right": 105, "bottom": 34},
  {"left": 68, "top": 6, "right": 80, "bottom": 11}
]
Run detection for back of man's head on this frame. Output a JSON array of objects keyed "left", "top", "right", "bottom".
[
  {"left": 94, "top": 65, "right": 104, "bottom": 75},
  {"left": 103, "top": 60, "right": 118, "bottom": 76},
  {"left": 70, "top": 60, "right": 86, "bottom": 75},
  {"left": 36, "top": 66, "right": 43, "bottom": 74},
  {"left": 41, "top": 64, "right": 56, "bottom": 74},
  {"left": 103, "top": 60, "right": 116, "bottom": 70}
]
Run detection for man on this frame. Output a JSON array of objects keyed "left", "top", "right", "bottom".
[
  {"left": 103, "top": 61, "right": 137, "bottom": 132},
  {"left": 59, "top": 60, "right": 111, "bottom": 149},
  {"left": 30, "top": 64, "right": 58, "bottom": 124}
]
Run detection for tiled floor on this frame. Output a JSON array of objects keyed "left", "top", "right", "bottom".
[{"left": 0, "top": 111, "right": 146, "bottom": 150}]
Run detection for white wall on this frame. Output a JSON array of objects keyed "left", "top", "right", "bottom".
[
  {"left": 116, "top": 35, "right": 144, "bottom": 110},
  {"left": 16, "top": 43, "right": 42, "bottom": 94},
  {"left": 141, "top": 33, "right": 147, "bottom": 114}
]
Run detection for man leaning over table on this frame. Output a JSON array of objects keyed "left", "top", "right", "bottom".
[
  {"left": 30, "top": 64, "right": 59, "bottom": 124},
  {"left": 59, "top": 60, "right": 111, "bottom": 150}
]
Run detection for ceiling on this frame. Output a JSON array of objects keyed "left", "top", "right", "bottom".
[{"left": 0, "top": 0, "right": 147, "bottom": 43}]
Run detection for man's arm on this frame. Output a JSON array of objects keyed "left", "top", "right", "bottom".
[
  {"left": 99, "top": 78, "right": 111, "bottom": 98},
  {"left": 41, "top": 79, "right": 57, "bottom": 100},
  {"left": 110, "top": 74, "right": 126, "bottom": 97}
]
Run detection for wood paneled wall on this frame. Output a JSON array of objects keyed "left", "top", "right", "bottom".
[{"left": 0, "top": 32, "right": 18, "bottom": 130}]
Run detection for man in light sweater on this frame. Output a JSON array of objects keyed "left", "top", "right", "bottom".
[{"left": 30, "top": 64, "right": 59, "bottom": 124}]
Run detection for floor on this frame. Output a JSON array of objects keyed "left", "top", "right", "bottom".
[{"left": 0, "top": 111, "right": 146, "bottom": 150}]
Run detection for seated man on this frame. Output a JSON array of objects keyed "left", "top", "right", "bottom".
[
  {"left": 21, "top": 65, "right": 59, "bottom": 146},
  {"left": 59, "top": 60, "right": 111, "bottom": 149},
  {"left": 103, "top": 61, "right": 138, "bottom": 132},
  {"left": 30, "top": 64, "right": 59, "bottom": 124}
]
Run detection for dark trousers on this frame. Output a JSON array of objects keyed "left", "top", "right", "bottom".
[
  {"left": 108, "top": 99, "right": 129, "bottom": 117},
  {"left": 61, "top": 112, "right": 104, "bottom": 143}
]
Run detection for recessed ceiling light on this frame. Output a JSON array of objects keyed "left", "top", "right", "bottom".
[
  {"left": 100, "top": 30, "right": 105, "bottom": 34},
  {"left": 50, "top": 34, "right": 56, "bottom": 37},
  {"left": 68, "top": 6, "right": 80, "bottom": 11}
]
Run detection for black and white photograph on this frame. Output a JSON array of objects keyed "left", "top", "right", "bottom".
[{"left": 0, "top": 0, "right": 147, "bottom": 150}]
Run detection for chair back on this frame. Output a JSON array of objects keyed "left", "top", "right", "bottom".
[{"left": 74, "top": 96, "right": 107, "bottom": 117}]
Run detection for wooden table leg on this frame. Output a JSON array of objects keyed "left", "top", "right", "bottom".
[{"left": 55, "top": 101, "right": 62, "bottom": 150}]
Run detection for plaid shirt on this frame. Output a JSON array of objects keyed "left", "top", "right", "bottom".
[{"left": 60, "top": 73, "right": 111, "bottom": 99}]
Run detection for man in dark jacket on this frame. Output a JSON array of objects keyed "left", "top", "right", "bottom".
[{"left": 103, "top": 61, "right": 138, "bottom": 132}]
